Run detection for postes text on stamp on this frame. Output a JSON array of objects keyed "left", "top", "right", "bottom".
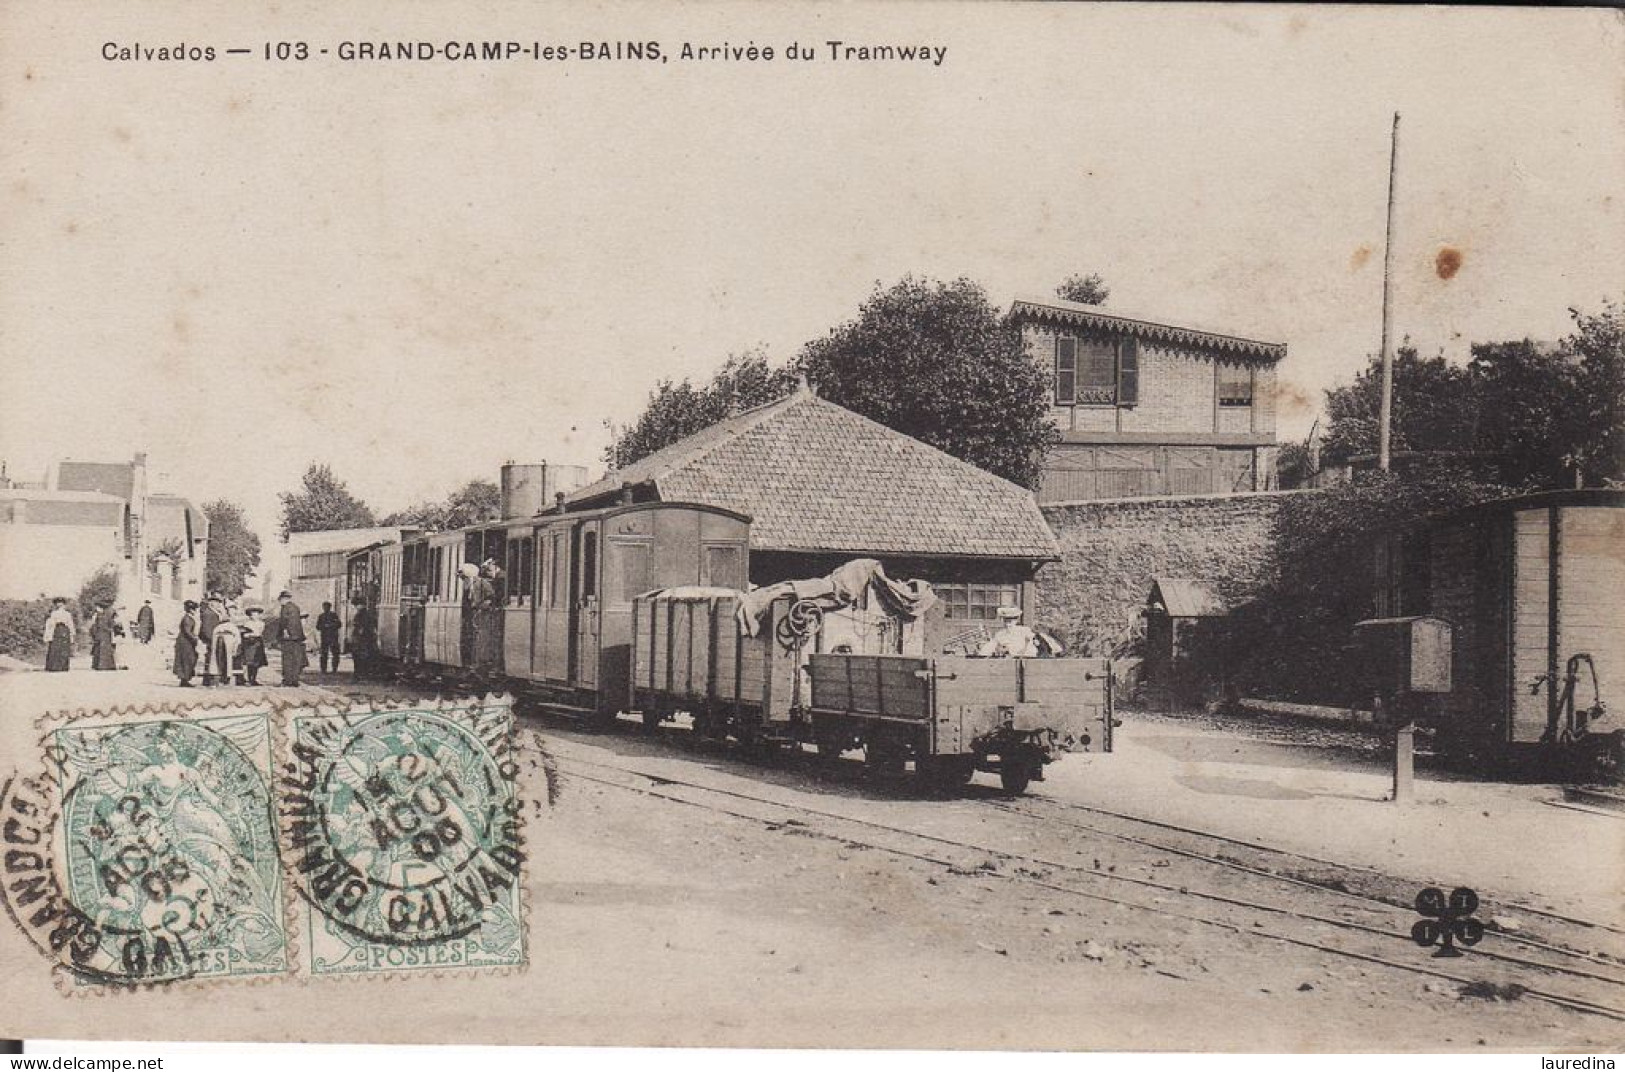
[{"left": 282, "top": 699, "right": 525, "bottom": 976}]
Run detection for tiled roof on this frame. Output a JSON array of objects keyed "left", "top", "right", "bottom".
[
  {"left": 1149, "top": 577, "right": 1226, "bottom": 618},
  {"left": 571, "top": 389, "right": 1058, "bottom": 560},
  {"left": 56, "top": 461, "right": 137, "bottom": 501},
  {"left": 1010, "top": 296, "right": 1286, "bottom": 361}
]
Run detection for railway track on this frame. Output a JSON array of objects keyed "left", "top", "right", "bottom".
[
  {"left": 988, "top": 796, "right": 1625, "bottom": 969},
  {"left": 542, "top": 740, "right": 1625, "bottom": 1025}
]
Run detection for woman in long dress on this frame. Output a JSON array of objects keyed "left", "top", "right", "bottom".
[
  {"left": 42, "top": 598, "right": 74, "bottom": 672},
  {"left": 174, "top": 600, "right": 201, "bottom": 686},
  {"left": 238, "top": 607, "right": 267, "bottom": 685},
  {"left": 90, "top": 601, "right": 122, "bottom": 670}
]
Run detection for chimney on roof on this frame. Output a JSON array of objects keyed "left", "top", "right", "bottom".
[
  {"left": 620, "top": 481, "right": 635, "bottom": 506},
  {"left": 796, "top": 373, "right": 816, "bottom": 398},
  {"left": 553, "top": 491, "right": 566, "bottom": 515}
]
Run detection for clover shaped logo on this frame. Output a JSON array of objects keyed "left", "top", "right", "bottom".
[{"left": 1411, "top": 886, "right": 1483, "bottom": 958}]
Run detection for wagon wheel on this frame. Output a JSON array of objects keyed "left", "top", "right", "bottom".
[
  {"left": 815, "top": 728, "right": 848, "bottom": 759},
  {"left": 866, "top": 741, "right": 906, "bottom": 774},
  {"left": 1596, "top": 731, "right": 1625, "bottom": 785},
  {"left": 640, "top": 708, "right": 663, "bottom": 734},
  {"left": 999, "top": 762, "right": 1033, "bottom": 795}
]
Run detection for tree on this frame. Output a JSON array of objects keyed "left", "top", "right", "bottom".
[
  {"left": 795, "top": 276, "right": 1057, "bottom": 488},
  {"left": 604, "top": 349, "right": 798, "bottom": 469},
  {"left": 1055, "top": 273, "right": 1110, "bottom": 306},
  {"left": 203, "top": 499, "right": 262, "bottom": 598},
  {"left": 1319, "top": 343, "right": 1476, "bottom": 464},
  {"left": 1564, "top": 301, "right": 1625, "bottom": 486},
  {"left": 278, "top": 463, "right": 376, "bottom": 539},
  {"left": 1466, "top": 339, "right": 1580, "bottom": 488},
  {"left": 383, "top": 479, "right": 502, "bottom": 530}
]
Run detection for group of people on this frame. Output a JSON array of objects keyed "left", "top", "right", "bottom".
[
  {"left": 41, "top": 597, "right": 158, "bottom": 672},
  {"left": 173, "top": 590, "right": 333, "bottom": 688}
]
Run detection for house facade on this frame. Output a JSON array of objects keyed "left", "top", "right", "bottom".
[
  {"left": 1010, "top": 297, "right": 1288, "bottom": 503},
  {"left": 0, "top": 453, "right": 208, "bottom": 603}
]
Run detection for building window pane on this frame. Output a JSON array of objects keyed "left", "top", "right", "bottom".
[
  {"left": 1076, "top": 339, "right": 1118, "bottom": 404},
  {"left": 1219, "top": 363, "right": 1254, "bottom": 406},
  {"left": 939, "top": 583, "right": 1022, "bottom": 621}
]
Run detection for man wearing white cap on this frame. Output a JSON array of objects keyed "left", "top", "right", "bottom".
[{"left": 980, "top": 605, "right": 1039, "bottom": 659}]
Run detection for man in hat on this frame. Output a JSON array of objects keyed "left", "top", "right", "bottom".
[
  {"left": 272, "top": 590, "right": 308, "bottom": 687},
  {"left": 174, "top": 600, "right": 201, "bottom": 686},
  {"left": 315, "top": 601, "right": 342, "bottom": 675},
  {"left": 980, "top": 605, "right": 1039, "bottom": 659},
  {"left": 135, "top": 599, "right": 155, "bottom": 644}
]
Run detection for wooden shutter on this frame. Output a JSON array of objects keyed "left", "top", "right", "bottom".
[
  {"left": 1118, "top": 337, "right": 1140, "bottom": 406},
  {"left": 1054, "top": 337, "right": 1076, "bottom": 405}
]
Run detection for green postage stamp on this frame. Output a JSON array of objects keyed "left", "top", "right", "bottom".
[
  {"left": 2, "top": 710, "right": 288, "bottom": 986},
  {"left": 281, "top": 701, "right": 526, "bottom": 977},
  {"left": 0, "top": 696, "right": 526, "bottom": 986}
]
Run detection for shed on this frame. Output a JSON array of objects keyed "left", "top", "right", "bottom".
[
  {"left": 567, "top": 384, "right": 1060, "bottom": 650},
  {"left": 1142, "top": 577, "right": 1227, "bottom": 706}
]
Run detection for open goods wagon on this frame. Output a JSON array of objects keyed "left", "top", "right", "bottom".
[{"left": 630, "top": 586, "right": 1113, "bottom": 792}]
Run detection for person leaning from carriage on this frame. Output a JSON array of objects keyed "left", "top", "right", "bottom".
[
  {"left": 90, "top": 600, "right": 123, "bottom": 671},
  {"left": 459, "top": 562, "right": 500, "bottom": 681},
  {"left": 42, "top": 597, "right": 75, "bottom": 672},
  {"left": 174, "top": 599, "right": 201, "bottom": 686},
  {"left": 349, "top": 595, "right": 378, "bottom": 680},
  {"left": 134, "top": 599, "right": 155, "bottom": 644},
  {"left": 238, "top": 605, "right": 267, "bottom": 685}
]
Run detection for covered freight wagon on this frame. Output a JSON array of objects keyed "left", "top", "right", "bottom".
[{"left": 1374, "top": 489, "right": 1625, "bottom": 774}]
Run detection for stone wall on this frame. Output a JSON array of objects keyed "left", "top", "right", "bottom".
[{"left": 1034, "top": 490, "right": 1311, "bottom": 655}]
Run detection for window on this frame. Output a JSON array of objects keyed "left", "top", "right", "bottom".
[
  {"left": 606, "top": 540, "right": 652, "bottom": 605},
  {"left": 704, "top": 544, "right": 746, "bottom": 590},
  {"left": 505, "top": 536, "right": 535, "bottom": 606},
  {"left": 938, "top": 583, "right": 1022, "bottom": 621},
  {"left": 1055, "top": 336, "right": 1137, "bottom": 406},
  {"left": 1218, "top": 363, "right": 1254, "bottom": 407},
  {"left": 549, "top": 534, "right": 566, "bottom": 607}
]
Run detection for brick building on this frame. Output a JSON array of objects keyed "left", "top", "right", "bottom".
[{"left": 1010, "top": 297, "right": 1288, "bottom": 503}]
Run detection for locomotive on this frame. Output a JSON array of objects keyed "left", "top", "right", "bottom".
[{"left": 346, "top": 499, "right": 1113, "bottom": 792}]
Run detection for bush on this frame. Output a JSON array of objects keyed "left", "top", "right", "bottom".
[
  {"left": 1199, "top": 467, "right": 1514, "bottom": 705},
  {"left": 0, "top": 597, "right": 55, "bottom": 661},
  {"left": 76, "top": 565, "right": 120, "bottom": 624}
]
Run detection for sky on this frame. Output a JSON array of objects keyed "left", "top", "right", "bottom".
[{"left": 2, "top": 2, "right": 1621, "bottom": 583}]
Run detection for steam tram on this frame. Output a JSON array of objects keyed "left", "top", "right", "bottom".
[
  {"left": 366, "top": 500, "right": 750, "bottom": 712},
  {"left": 349, "top": 499, "right": 1112, "bottom": 792}
]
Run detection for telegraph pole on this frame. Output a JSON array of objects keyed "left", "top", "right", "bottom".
[{"left": 1377, "top": 112, "right": 1400, "bottom": 472}]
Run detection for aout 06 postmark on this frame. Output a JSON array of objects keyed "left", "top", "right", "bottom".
[
  {"left": 281, "top": 700, "right": 526, "bottom": 976},
  {"left": 0, "top": 710, "right": 288, "bottom": 987}
]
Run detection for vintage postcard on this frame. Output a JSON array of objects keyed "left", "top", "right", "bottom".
[{"left": 0, "top": 0, "right": 1621, "bottom": 1056}]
